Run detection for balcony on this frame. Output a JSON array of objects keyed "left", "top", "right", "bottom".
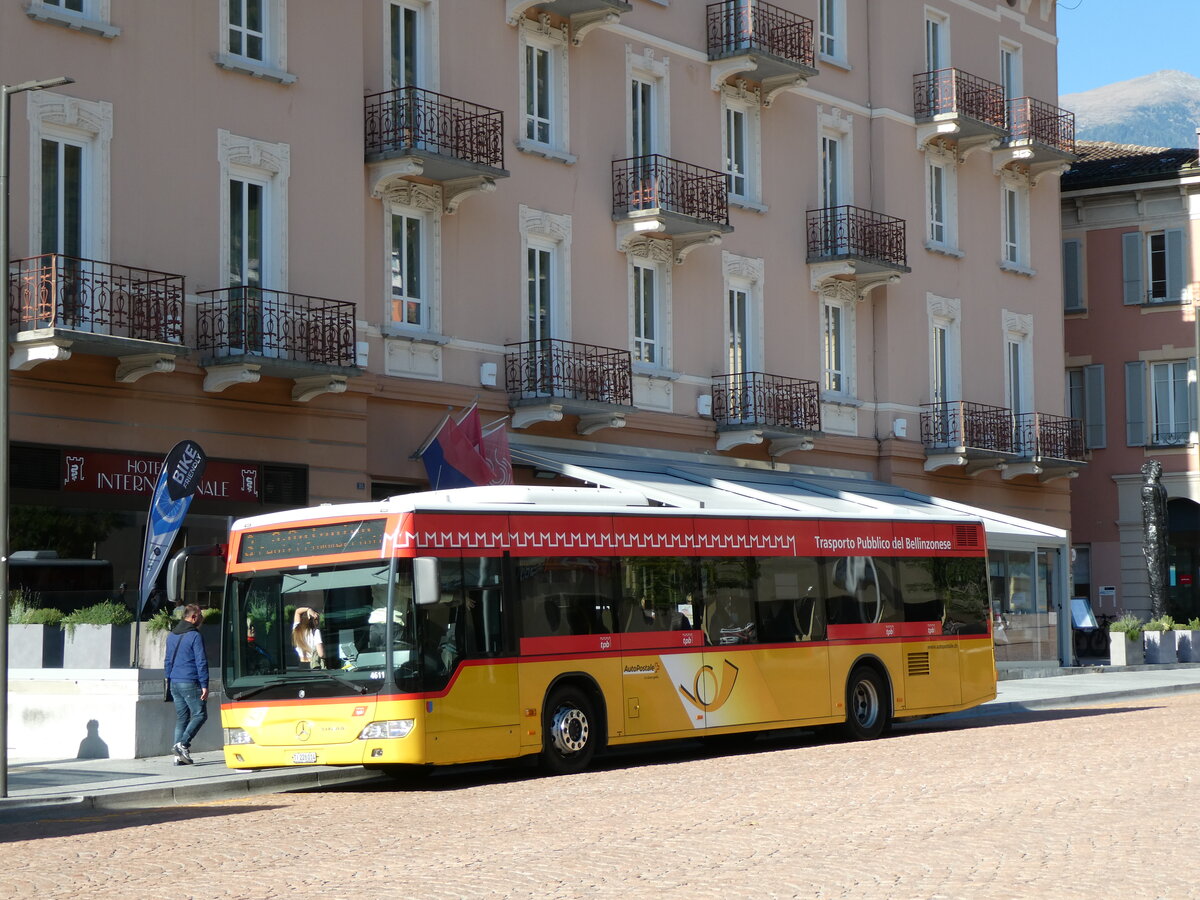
[
  {"left": 913, "top": 68, "right": 1007, "bottom": 157},
  {"left": 921, "top": 401, "right": 1018, "bottom": 475},
  {"left": 1010, "top": 412, "right": 1085, "bottom": 481},
  {"left": 612, "top": 155, "right": 732, "bottom": 263},
  {"left": 711, "top": 371, "right": 821, "bottom": 454},
  {"left": 504, "top": 338, "right": 634, "bottom": 433},
  {"left": 364, "top": 86, "right": 508, "bottom": 212},
  {"left": 706, "top": 0, "right": 817, "bottom": 103},
  {"left": 6, "top": 254, "right": 188, "bottom": 379},
  {"left": 994, "top": 97, "right": 1077, "bottom": 182},
  {"left": 505, "top": 0, "right": 631, "bottom": 44},
  {"left": 806, "top": 205, "right": 910, "bottom": 294},
  {"left": 196, "top": 287, "right": 361, "bottom": 400}
]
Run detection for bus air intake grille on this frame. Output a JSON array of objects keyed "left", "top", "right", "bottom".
[
  {"left": 953, "top": 525, "right": 981, "bottom": 548},
  {"left": 907, "top": 652, "right": 931, "bottom": 677}
]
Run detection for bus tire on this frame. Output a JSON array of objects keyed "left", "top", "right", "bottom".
[
  {"left": 841, "top": 666, "right": 889, "bottom": 741},
  {"left": 541, "top": 686, "right": 596, "bottom": 775}
]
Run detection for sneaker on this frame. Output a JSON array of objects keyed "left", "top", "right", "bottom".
[
  {"left": 172, "top": 742, "right": 193, "bottom": 764},
  {"left": 173, "top": 758, "right": 186, "bottom": 766}
]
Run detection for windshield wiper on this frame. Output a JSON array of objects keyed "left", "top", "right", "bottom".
[
  {"left": 314, "top": 669, "right": 371, "bottom": 694},
  {"left": 232, "top": 670, "right": 371, "bottom": 701},
  {"left": 232, "top": 678, "right": 291, "bottom": 701}
]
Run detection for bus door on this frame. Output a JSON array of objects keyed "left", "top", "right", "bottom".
[
  {"left": 617, "top": 557, "right": 704, "bottom": 737},
  {"left": 421, "top": 556, "right": 519, "bottom": 764}
]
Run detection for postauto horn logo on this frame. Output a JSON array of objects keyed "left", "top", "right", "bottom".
[{"left": 677, "top": 659, "right": 740, "bottom": 712}]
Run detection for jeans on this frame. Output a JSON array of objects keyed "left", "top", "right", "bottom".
[{"left": 171, "top": 680, "right": 208, "bottom": 748}]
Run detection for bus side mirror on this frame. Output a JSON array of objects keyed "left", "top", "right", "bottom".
[{"left": 413, "top": 557, "right": 439, "bottom": 606}]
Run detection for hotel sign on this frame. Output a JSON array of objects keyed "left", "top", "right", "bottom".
[{"left": 62, "top": 450, "right": 260, "bottom": 502}]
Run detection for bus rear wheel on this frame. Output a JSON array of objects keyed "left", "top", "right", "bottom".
[
  {"left": 541, "top": 687, "right": 596, "bottom": 775},
  {"left": 842, "top": 666, "right": 889, "bottom": 741}
]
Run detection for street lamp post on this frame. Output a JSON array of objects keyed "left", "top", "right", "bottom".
[{"left": 0, "top": 75, "right": 73, "bottom": 798}]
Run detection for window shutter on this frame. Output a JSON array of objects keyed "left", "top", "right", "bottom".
[
  {"left": 1125, "top": 360, "right": 1146, "bottom": 446},
  {"left": 1063, "top": 240, "right": 1082, "bottom": 310},
  {"left": 1191, "top": 357, "right": 1198, "bottom": 437},
  {"left": 1122, "top": 232, "right": 1143, "bottom": 305},
  {"left": 1166, "top": 228, "right": 1187, "bottom": 302},
  {"left": 1084, "top": 364, "right": 1105, "bottom": 449}
]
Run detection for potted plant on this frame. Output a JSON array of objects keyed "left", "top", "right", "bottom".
[
  {"left": 62, "top": 600, "right": 135, "bottom": 668},
  {"left": 1143, "top": 615, "right": 1178, "bottom": 664},
  {"left": 137, "top": 606, "right": 177, "bottom": 668},
  {"left": 1108, "top": 614, "right": 1144, "bottom": 666},
  {"left": 1176, "top": 617, "right": 1200, "bottom": 663},
  {"left": 8, "top": 590, "right": 65, "bottom": 667}
]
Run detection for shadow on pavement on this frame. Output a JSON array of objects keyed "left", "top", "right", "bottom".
[{"left": 0, "top": 802, "right": 284, "bottom": 840}]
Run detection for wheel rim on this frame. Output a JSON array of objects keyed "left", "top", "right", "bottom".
[
  {"left": 850, "top": 678, "right": 880, "bottom": 728},
  {"left": 550, "top": 705, "right": 589, "bottom": 755}
]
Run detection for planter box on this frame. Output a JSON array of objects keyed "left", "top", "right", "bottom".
[
  {"left": 1109, "top": 632, "right": 1144, "bottom": 666},
  {"left": 1176, "top": 629, "right": 1200, "bottom": 663},
  {"left": 137, "top": 627, "right": 221, "bottom": 669},
  {"left": 1144, "top": 630, "right": 1178, "bottom": 664},
  {"left": 9, "top": 624, "right": 64, "bottom": 668},
  {"left": 63, "top": 623, "right": 134, "bottom": 668}
]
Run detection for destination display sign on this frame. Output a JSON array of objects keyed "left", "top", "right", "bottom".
[{"left": 238, "top": 519, "right": 389, "bottom": 563}]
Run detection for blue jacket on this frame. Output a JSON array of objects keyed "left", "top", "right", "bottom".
[{"left": 165, "top": 619, "right": 209, "bottom": 688}]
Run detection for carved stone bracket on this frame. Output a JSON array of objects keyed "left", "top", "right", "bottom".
[
  {"left": 923, "top": 453, "right": 966, "bottom": 473},
  {"left": 768, "top": 435, "right": 814, "bottom": 456},
  {"left": 992, "top": 149, "right": 1071, "bottom": 186},
  {"left": 203, "top": 363, "right": 261, "bottom": 393},
  {"left": 115, "top": 353, "right": 176, "bottom": 383},
  {"left": 511, "top": 402, "right": 564, "bottom": 430},
  {"left": 571, "top": 9, "right": 618, "bottom": 45},
  {"left": 615, "top": 222, "right": 722, "bottom": 265},
  {"left": 291, "top": 374, "right": 348, "bottom": 403},
  {"left": 1001, "top": 461, "right": 1042, "bottom": 481},
  {"left": 916, "top": 123, "right": 1001, "bottom": 161},
  {"left": 761, "top": 73, "right": 806, "bottom": 107},
  {"left": 9, "top": 337, "right": 72, "bottom": 371},
  {"left": 577, "top": 412, "right": 627, "bottom": 435},
  {"left": 716, "top": 429, "right": 764, "bottom": 452},
  {"left": 443, "top": 175, "right": 497, "bottom": 214},
  {"left": 710, "top": 57, "right": 752, "bottom": 92},
  {"left": 368, "top": 158, "right": 424, "bottom": 198},
  {"left": 672, "top": 232, "right": 723, "bottom": 265}
]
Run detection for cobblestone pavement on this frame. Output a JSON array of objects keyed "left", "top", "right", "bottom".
[{"left": 2, "top": 695, "right": 1198, "bottom": 899}]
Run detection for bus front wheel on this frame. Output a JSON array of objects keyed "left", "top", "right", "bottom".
[
  {"left": 541, "top": 687, "right": 596, "bottom": 775},
  {"left": 842, "top": 667, "right": 889, "bottom": 741}
]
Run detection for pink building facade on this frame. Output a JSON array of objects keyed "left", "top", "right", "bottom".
[
  {"left": 1062, "top": 140, "right": 1200, "bottom": 627},
  {"left": 3, "top": 0, "right": 1075, "bottom": 668}
]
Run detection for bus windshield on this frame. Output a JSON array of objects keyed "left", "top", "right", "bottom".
[{"left": 223, "top": 559, "right": 417, "bottom": 696}]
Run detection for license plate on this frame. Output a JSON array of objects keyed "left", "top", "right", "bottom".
[{"left": 292, "top": 752, "right": 317, "bottom": 764}]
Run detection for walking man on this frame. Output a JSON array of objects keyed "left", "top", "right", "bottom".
[{"left": 165, "top": 604, "right": 209, "bottom": 765}]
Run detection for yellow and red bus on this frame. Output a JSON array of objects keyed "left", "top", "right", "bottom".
[{"left": 217, "top": 485, "right": 995, "bottom": 774}]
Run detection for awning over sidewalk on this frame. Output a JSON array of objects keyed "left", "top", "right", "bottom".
[{"left": 510, "top": 442, "right": 1066, "bottom": 554}]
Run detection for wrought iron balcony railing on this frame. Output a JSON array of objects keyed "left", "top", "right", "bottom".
[
  {"left": 505, "top": 339, "right": 633, "bottom": 406},
  {"left": 1005, "top": 97, "right": 1076, "bottom": 155},
  {"left": 612, "top": 155, "right": 730, "bottom": 227},
  {"left": 364, "top": 86, "right": 505, "bottom": 170},
  {"left": 196, "top": 287, "right": 357, "bottom": 367},
  {"left": 1152, "top": 428, "right": 1191, "bottom": 448},
  {"left": 712, "top": 371, "right": 821, "bottom": 432},
  {"left": 913, "top": 68, "right": 1007, "bottom": 131},
  {"left": 705, "top": 0, "right": 815, "bottom": 71},
  {"left": 7, "top": 254, "right": 185, "bottom": 343},
  {"left": 921, "top": 401, "right": 1016, "bottom": 454},
  {"left": 1014, "top": 412, "right": 1085, "bottom": 462},
  {"left": 806, "top": 205, "right": 908, "bottom": 270}
]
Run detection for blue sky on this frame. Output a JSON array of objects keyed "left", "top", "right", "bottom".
[{"left": 1057, "top": 0, "right": 1199, "bottom": 94}]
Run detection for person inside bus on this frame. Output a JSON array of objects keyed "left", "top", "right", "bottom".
[
  {"left": 292, "top": 607, "right": 325, "bottom": 668},
  {"left": 705, "top": 591, "right": 755, "bottom": 644},
  {"left": 244, "top": 620, "right": 274, "bottom": 673}
]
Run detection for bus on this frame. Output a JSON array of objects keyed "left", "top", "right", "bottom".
[{"left": 217, "top": 485, "right": 995, "bottom": 774}]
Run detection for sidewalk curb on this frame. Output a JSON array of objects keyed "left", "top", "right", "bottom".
[{"left": 951, "top": 680, "right": 1200, "bottom": 720}]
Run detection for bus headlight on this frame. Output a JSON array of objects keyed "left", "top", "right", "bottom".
[
  {"left": 224, "top": 728, "right": 255, "bottom": 745},
  {"left": 358, "top": 719, "right": 415, "bottom": 740}
]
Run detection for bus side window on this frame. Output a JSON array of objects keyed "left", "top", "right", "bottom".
[{"left": 518, "top": 557, "right": 615, "bottom": 638}]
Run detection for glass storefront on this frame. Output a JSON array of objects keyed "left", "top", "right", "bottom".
[{"left": 990, "top": 548, "right": 1058, "bottom": 663}]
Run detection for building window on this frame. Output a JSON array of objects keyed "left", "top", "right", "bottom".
[
  {"left": 1151, "top": 360, "right": 1193, "bottom": 446},
  {"left": 722, "top": 87, "right": 762, "bottom": 207},
  {"left": 924, "top": 151, "right": 957, "bottom": 252},
  {"left": 818, "top": 0, "right": 846, "bottom": 65},
  {"left": 1003, "top": 311, "right": 1033, "bottom": 417},
  {"left": 380, "top": 183, "right": 441, "bottom": 335},
  {"left": 1062, "top": 239, "right": 1084, "bottom": 311},
  {"left": 26, "top": 0, "right": 119, "bottom": 37},
  {"left": 1000, "top": 178, "right": 1031, "bottom": 272},
  {"left": 625, "top": 238, "right": 673, "bottom": 372},
  {"left": 927, "top": 295, "right": 961, "bottom": 406},
  {"left": 632, "top": 262, "right": 659, "bottom": 365},
  {"left": 626, "top": 49, "right": 669, "bottom": 160},
  {"left": 1067, "top": 365, "right": 1105, "bottom": 449},
  {"left": 722, "top": 253, "right": 765, "bottom": 409},
  {"left": 519, "top": 206, "right": 572, "bottom": 342},
  {"left": 822, "top": 298, "right": 851, "bottom": 396},
  {"left": 218, "top": 130, "right": 289, "bottom": 294},
  {"left": 217, "top": 0, "right": 294, "bottom": 83},
  {"left": 391, "top": 210, "right": 426, "bottom": 328},
  {"left": 1122, "top": 229, "right": 1188, "bottom": 304},
  {"left": 999, "top": 40, "right": 1022, "bottom": 100},
  {"left": 925, "top": 9, "right": 948, "bottom": 72},
  {"left": 517, "top": 17, "right": 571, "bottom": 162},
  {"left": 27, "top": 92, "right": 112, "bottom": 262}
]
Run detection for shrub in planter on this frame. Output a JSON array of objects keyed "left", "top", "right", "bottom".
[
  {"left": 1177, "top": 617, "right": 1200, "bottom": 663},
  {"left": 1108, "top": 614, "right": 1145, "bottom": 667},
  {"left": 62, "top": 601, "right": 135, "bottom": 668},
  {"left": 1144, "top": 615, "right": 1178, "bottom": 664},
  {"left": 8, "top": 596, "right": 65, "bottom": 667}
]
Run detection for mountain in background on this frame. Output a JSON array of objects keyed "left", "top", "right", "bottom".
[{"left": 1061, "top": 70, "right": 1200, "bottom": 150}]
